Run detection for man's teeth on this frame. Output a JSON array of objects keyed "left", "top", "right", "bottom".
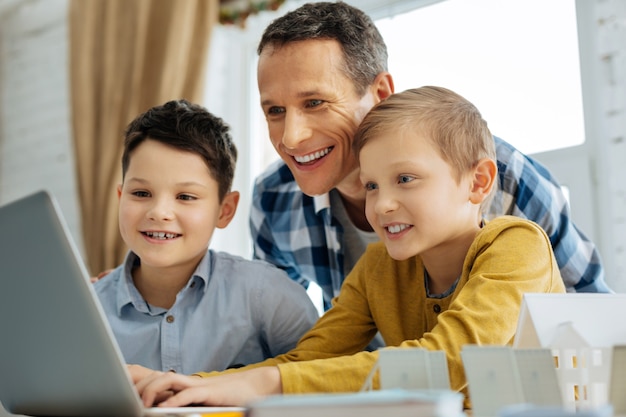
[
  {"left": 387, "top": 224, "right": 409, "bottom": 234},
  {"left": 146, "top": 231, "right": 177, "bottom": 239},
  {"left": 294, "top": 147, "right": 331, "bottom": 163}
]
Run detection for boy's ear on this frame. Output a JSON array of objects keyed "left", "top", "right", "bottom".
[
  {"left": 469, "top": 158, "right": 497, "bottom": 205},
  {"left": 117, "top": 184, "right": 122, "bottom": 200},
  {"left": 371, "top": 71, "right": 395, "bottom": 103},
  {"left": 216, "top": 191, "right": 240, "bottom": 229}
]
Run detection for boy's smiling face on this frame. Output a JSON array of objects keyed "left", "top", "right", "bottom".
[
  {"left": 359, "top": 129, "right": 481, "bottom": 262},
  {"left": 118, "top": 139, "right": 237, "bottom": 275}
]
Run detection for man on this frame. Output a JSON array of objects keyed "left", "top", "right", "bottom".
[{"left": 249, "top": 1, "right": 611, "bottom": 310}]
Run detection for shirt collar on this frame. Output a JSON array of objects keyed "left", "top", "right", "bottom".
[
  {"left": 193, "top": 251, "right": 211, "bottom": 293},
  {"left": 114, "top": 251, "right": 212, "bottom": 315},
  {"left": 313, "top": 192, "right": 331, "bottom": 215},
  {"left": 114, "top": 252, "right": 140, "bottom": 315}
]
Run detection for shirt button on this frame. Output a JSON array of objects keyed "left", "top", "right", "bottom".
[
  {"left": 166, "top": 315, "right": 175, "bottom": 323},
  {"left": 433, "top": 304, "right": 441, "bottom": 313}
]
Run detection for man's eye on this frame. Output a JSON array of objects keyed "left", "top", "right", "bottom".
[
  {"left": 399, "top": 175, "right": 414, "bottom": 184},
  {"left": 132, "top": 191, "right": 150, "bottom": 197},
  {"left": 267, "top": 106, "right": 285, "bottom": 115},
  {"left": 306, "top": 99, "right": 323, "bottom": 108},
  {"left": 364, "top": 182, "right": 378, "bottom": 191}
]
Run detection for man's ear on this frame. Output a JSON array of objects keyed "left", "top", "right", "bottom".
[
  {"left": 469, "top": 158, "right": 497, "bottom": 205},
  {"left": 216, "top": 191, "right": 240, "bottom": 229},
  {"left": 371, "top": 71, "right": 395, "bottom": 103}
]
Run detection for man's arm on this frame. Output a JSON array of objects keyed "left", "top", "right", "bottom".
[{"left": 490, "top": 136, "right": 612, "bottom": 293}]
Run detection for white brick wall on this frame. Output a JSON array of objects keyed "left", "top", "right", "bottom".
[
  {"left": 0, "top": 0, "right": 83, "bottom": 254},
  {"left": 581, "top": 0, "right": 626, "bottom": 291}
]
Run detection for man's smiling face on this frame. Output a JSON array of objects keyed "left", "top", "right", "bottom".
[{"left": 257, "top": 39, "right": 377, "bottom": 196}]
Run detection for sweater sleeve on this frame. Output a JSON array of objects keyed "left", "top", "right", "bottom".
[
  {"left": 197, "top": 217, "right": 565, "bottom": 396},
  {"left": 389, "top": 217, "right": 566, "bottom": 392},
  {"left": 193, "top": 252, "right": 380, "bottom": 381},
  {"left": 275, "top": 260, "right": 383, "bottom": 393},
  {"left": 278, "top": 218, "right": 565, "bottom": 394}
]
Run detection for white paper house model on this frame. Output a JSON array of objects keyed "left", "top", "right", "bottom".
[{"left": 514, "top": 293, "right": 626, "bottom": 411}]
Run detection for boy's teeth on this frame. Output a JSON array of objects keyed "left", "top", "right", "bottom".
[
  {"left": 295, "top": 147, "right": 331, "bottom": 163},
  {"left": 147, "top": 232, "right": 177, "bottom": 239},
  {"left": 387, "top": 224, "right": 409, "bottom": 234}
]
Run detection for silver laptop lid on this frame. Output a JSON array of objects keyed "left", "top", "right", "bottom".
[{"left": 0, "top": 190, "right": 143, "bottom": 417}]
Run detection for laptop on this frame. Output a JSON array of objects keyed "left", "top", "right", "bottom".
[{"left": 0, "top": 190, "right": 245, "bottom": 417}]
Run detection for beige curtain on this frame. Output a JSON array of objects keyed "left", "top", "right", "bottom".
[{"left": 69, "top": 0, "right": 218, "bottom": 275}]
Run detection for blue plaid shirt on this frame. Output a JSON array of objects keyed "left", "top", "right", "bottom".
[{"left": 250, "top": 136, "right": 612, "bottom": 310}]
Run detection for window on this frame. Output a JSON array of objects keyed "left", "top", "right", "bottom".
[{"left": 375, "top": 0, "right": 584, "bottom": 155}]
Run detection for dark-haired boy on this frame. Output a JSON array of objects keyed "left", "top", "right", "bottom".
[{"left": 94, "top": 99, "right": 319, "bottom": 374}]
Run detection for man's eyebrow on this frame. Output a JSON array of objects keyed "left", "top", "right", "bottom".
[
  {"left": 296, "top": 90, "right": 323, "bottom": 98},
  {"left": 261, "top": 90, "right": 325, "bottom": 107}
]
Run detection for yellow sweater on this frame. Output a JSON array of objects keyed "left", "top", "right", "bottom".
[{"left": 197, "top": 216, "right": 565, "bottom": 398}]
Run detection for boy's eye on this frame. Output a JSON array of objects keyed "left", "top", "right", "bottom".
[
  {"left": 398, "top": 175, "right": 415, "bottom": 184},
  {"left": 364, "top": 182, "right": 378, "bottom": 191},
  {"left": 132, "top": 191, "right": 150, "bottom": 198},
  {"left": 177, "top": 194, "right": 196, "bottom": 201}
]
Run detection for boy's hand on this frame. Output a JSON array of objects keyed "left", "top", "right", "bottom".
[
  {"left": 128, "top": 365, "right": 178, "bottom": 405},
  {"left": 90, "top": 269, "right": 113, "bottom": 283},
  {"left": 128, "top": 364, "right": 161, "bottom": 384},
  {"left": 135, "top": 367, "right": 282, "bottom": 407}
]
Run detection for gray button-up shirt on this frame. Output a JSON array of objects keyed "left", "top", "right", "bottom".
[{"left": 94, "top": 250, "right": 319, "bottom": 374}]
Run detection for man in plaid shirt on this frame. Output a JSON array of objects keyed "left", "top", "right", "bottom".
[{"left": 250, "top": 1, "right": 611, "bottom": 312}]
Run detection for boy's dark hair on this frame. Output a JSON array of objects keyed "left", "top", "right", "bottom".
[
  {"left": 122, "top": 99, "right": 237, "bottom": 201},
  {"left": 257, "top": 1, "right": 387, "bottom": 96}
]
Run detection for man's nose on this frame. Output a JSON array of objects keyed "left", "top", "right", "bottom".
[{"left": 282, "top": 110, "right": 313, "bottom": 150}]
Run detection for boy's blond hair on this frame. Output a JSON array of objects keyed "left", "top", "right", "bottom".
[{"left": 353, "top": 86, "right": 497, "bottom": 212}]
